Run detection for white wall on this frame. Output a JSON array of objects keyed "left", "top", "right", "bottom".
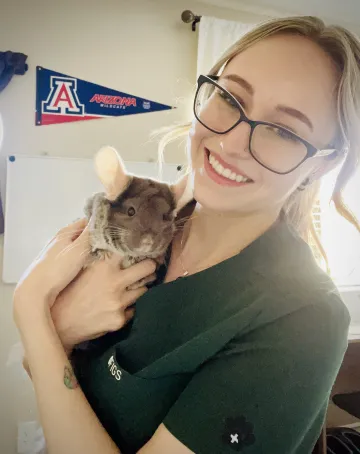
[{"left": 0, "top": 0, "right": 268, "bottom": 452}]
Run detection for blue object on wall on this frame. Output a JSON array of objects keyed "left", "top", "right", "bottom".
[
  {"left": 0, "top": 51, "right": 28, "bottom": 92},
  {"left": 0, "top": 52, "right": 27, "bottom": 234}
]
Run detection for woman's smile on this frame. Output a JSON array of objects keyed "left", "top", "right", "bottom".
[{"left": 203, "top": 147, "right": 254, "bottom": 187}]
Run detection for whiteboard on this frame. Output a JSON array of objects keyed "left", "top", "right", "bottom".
[{"left": 3, "top": 155, "right": 181, "bottom": 284}]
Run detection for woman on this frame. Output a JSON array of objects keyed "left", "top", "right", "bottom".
[{"left": 15, "top": 16, "right": 360, "bottom": 454}]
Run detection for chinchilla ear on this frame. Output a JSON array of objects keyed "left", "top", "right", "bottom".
[
  {"left": 94, "top": 146, "right": 130, "bottom": 201},
  {"left": 170, "top": 171, "right": 194, "bottom": 213}
]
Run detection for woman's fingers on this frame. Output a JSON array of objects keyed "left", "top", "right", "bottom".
[
  {"left": 122, "top": 285, "right": 148, "bottom": 307},
  {"left": 54, "top": 220, "right": 90, "bottom": 270},
  {"left": 119, "top": 260, "right": 157, "bottom": 289},
  {"left": 56, "top": 218, "right": 88, "bottom": 243},
  {"left": 124, "top": 307, "right": 136, "bottom": 324},
  {"left": 70, "top": 218, "right": 88, "bottom": 241},
  {"left": 73, "top": 222, "right": 90, "bottom": 250}
]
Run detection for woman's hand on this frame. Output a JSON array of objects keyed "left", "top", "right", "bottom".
[
  {"left": 14, "top": 219, "right": 90, "bottom": 315},
  {"left": 47, "top": 173, "right": 192, "bottom": 354},
  {"left": 50, "top": 256, "right": 156, "bottom": 353}
]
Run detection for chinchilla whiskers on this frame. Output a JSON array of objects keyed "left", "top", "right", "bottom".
[
  {"left": 174, "top": 214, "right": 192, "bottom": 226},
  {"left": 161, "top": 224, "right": 174, "bottom": 233},
  {"left": 57, "top": 242, "right": 77, "bottom": 258},
  {"left": 174, "top": 221, "right": 189, "bottom": 233},
  {"left": 108, "top": 223, "right": 127, "bottom": 230},
  {"left": 107, "top": 227, "right": 128, "bottom": 233},
  {"left": 174, "top": 214, "right": 198, "bottom": 233},
  {"left": 55, "top": 228, "right": 85, "bottom": 240},
  {"left": 56, "top": 241, "right": 89, "bottom": 259},
  {"left": 79, "top": 248, "right": 91, "bottom": 259},
  {"left": 107, "top": 225, "right": 129, "bottom": 235},
  {"left": 107, "top": 229, "right": 130, "bottom": 239}
]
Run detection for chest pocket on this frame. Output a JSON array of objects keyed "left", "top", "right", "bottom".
[{"left": 82, "top": 347, "right": 192, "bottom": 453}]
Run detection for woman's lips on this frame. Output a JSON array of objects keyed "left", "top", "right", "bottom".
[
  {"left": 208, "top": 149, "right": 252, "bottom": 180},
  {"left": 203, "top": 148, "right": 254, "bottom": 187}
]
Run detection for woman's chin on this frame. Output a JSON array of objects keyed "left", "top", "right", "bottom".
[
  {"left": 193, "top": 172, "right": 254, "bottom": 213},
  {"left": 192, "top": 179, "right": 280, "bottom": 218},
  {"left": 193, "top": 185, "right": 243, "bottom": 214}
]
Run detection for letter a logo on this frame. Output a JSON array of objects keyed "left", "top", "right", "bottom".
[{"left": 42, "top": 76, "right": 84, "bottom": 116}]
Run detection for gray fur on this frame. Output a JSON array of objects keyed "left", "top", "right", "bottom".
[{"left": 83, "top": 177, "right": 177, "bottom": 288}]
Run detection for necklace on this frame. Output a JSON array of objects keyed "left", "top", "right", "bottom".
[
  {"left": 176, "top": 216, "right": 250, "bottom": 279},
  {"left": 179, "top": 239, "right": 189, "bottom": 277}
]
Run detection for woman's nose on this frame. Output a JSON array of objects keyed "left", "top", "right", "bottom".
[{"left": 220, "top": 121, "right": 252, "bottom": 159}]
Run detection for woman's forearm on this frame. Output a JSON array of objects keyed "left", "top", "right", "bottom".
[
  {"left": 18, "top": 305, "right": 121, "bottom": 454},
  {"left": 23, "top": 346, "right": 73, "bottom": 382}
]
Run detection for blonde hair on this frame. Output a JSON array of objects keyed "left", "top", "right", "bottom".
[{"left": 156, "top": 16, "right": 360, "bottom": 266}]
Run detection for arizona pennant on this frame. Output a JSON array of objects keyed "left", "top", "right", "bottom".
[{"left": 35, "top": 66, "right": 174, "bottom": 126}]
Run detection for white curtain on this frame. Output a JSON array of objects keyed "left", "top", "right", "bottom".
[
  {"left": 197, "top": 16, "right": 255, "bottom": 77},
  {"left": 320, "top": 167, "right": 360, "bottom": 287}
]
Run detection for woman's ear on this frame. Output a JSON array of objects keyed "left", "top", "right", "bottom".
[
  {"left": 94, "top": 146, "right": 130, "bottom": 201},
  {"left": 309, "top": 150, "right": 344, "bottom": 182}
]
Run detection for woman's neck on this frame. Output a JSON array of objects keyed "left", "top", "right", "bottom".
[{"left": 178, "top": 202, "right": 280, "bottom": 274}]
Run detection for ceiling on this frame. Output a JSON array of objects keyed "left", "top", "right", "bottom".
[{"left": 198, "top": 0, "right": 360, "bottom": 29}]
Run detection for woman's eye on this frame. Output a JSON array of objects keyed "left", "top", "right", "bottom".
[
  {"left": 127, "top": 207, "right": 136, "bottom": 217},
  {"left": 268, "top": 126, "right": 298, "bottom": 143},
  {"left": 217, "top": 89, "right": 239, "bottom": 109}
]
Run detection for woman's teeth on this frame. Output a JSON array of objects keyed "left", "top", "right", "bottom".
[{"left": 208, "top": 153, "right": 252, "bottom": 183}]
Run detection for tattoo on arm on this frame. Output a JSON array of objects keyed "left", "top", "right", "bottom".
[{"left": 64, "top": 365, "right": 79, "bottom": 389}]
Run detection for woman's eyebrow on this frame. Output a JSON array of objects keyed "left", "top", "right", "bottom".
[
  {"left": 275, "top": 105, "right": 314, "bottom": 131},
  {"left": 223, "top": 74, "right": 254, "bottom": 95},
  {"left": 222, "top": 74, "right": 314, "bottom": 131}
]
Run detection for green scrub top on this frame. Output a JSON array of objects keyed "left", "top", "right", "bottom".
[{"left": 71, "top": 208, "right": 350, "bottom": 454}]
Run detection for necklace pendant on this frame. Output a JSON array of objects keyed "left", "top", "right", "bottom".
[{"left": 183, "top": 270, "right": 189, "bottom": 276}]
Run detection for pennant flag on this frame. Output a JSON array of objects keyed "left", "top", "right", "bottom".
[{"left": 36, "top": 66, "right": 174, "bottom": 126}]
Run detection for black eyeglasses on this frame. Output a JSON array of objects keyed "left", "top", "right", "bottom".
[{"left": 193, "top": 74, "right": 337, "bottom": 175}]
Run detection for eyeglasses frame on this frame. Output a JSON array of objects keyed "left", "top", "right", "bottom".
[{"left": 193, "top": 74, "right": 337, "bottom": 175}]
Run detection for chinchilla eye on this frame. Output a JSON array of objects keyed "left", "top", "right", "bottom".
[{"left": 127, "top": 207, "right": 136, "bottom": 217}]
